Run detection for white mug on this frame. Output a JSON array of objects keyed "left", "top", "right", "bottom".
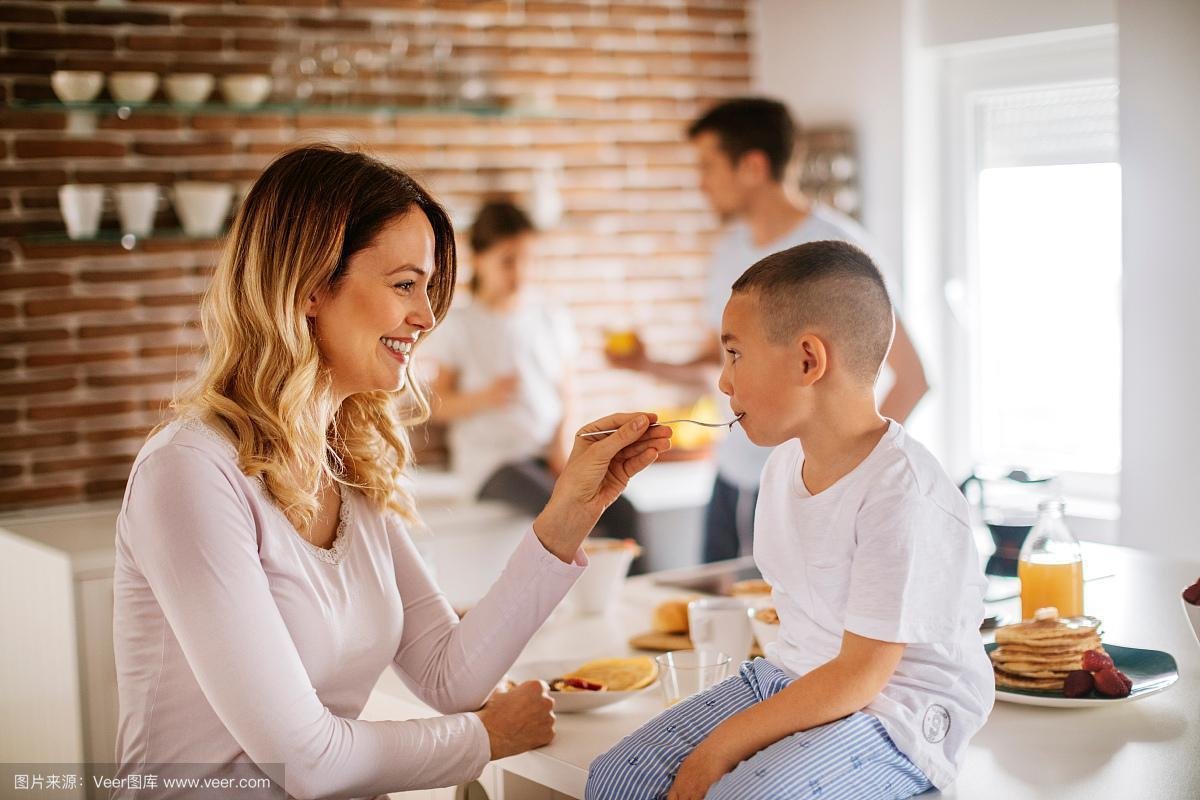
[
  {"left": 58, "top": 185, "right": 104, "bottom": 240},
  {"left": 688, "top": 597, "right": 754, "bottom": 661},
  {"left": 115, "top": 183, "right": 159, "bottom": 237}
]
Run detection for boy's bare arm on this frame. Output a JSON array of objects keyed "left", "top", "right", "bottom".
[{"left": 667, "top": 632, "right": 905, "bottom": 799}]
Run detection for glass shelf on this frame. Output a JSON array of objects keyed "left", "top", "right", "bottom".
[
  {"left": 9, "top": 99, "right": 548, "bottom": 119},
  {"left": 20, "top": 229, "right": 222, "bottom": 252}
]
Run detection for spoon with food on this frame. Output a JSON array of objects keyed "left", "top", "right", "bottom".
[{"left": 578, "top": 413, "right": 744, "bottom": 438}]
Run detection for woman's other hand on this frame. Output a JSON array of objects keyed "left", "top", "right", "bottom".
[
  {"left": 533, "top": 412, "right": 671, "bottom": 561},
  {"left": 475, "top": 679, "right": 555, "bottom": 759}
]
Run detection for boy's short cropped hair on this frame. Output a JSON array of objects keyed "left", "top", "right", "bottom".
[
  {"left": 732, "top": 240, "right": 894, "bottom": 383},
  {"left": 687, "top": 97, "right": 798, "bottom": 183}
]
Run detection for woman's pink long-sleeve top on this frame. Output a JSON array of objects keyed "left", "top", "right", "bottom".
[{"left": 112, "top": 419, "right": 585, "bottom": 799}]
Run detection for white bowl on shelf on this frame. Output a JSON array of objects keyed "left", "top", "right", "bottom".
[
  {"left": 108, "top": 71, "right": 159, "bottom": 104},
  {"left": 219, "top": 74, "right": 272, "bottom": 108},
  {"left": 51, "top": 70, "right": 104, "bottom": 103},
  {"left": 163, "top": 73, "right": 214, "bottom": 105},
  {"left": 171, "top": 181, "right": 232, "bottom": 237},
  {"left": 58, "top": 185, "right": 105, "bottom": 240}
]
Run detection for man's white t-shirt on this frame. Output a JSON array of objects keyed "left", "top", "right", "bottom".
[
  {"left": 705, "top": 204, "right": 896, "bottom": 491},
  {"left": 754, "top": 421, "right": 994, "bottom": 789},
  {"left": 420, "top": 298, "right": 578, "bottom": 496}
]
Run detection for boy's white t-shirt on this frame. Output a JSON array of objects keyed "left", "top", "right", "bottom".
[
  {"left": 420, "top": 298, "right": 578, "bottom": 496},
  {"left": 754, "top": 421, "right": 994, "bottom": 789},
  {"left": 705, "top": 204, "right": 898, "bottom": 491}
]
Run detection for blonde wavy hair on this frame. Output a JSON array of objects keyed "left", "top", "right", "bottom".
[{"left": 173, "top": 144, "right": 458, "bottom": 530}]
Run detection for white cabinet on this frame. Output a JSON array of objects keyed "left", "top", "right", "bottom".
[{"left": 0, "top": 504, "right": 120, "bottom": 800}]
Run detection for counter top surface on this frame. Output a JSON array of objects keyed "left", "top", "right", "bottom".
[{"left": 370, "top": 541, "right": 1200, "bottom": 799}]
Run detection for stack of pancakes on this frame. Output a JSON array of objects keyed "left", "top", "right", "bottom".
[{"left": 990, "top": 614, "right": 1103, "bottom": 691}]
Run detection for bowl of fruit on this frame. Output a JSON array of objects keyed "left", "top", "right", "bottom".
[{"left": 1182, "top": 577, "right": 1200, "bottom": 650}]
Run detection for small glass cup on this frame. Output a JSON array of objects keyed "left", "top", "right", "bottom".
[{"left": 655, "top": 650, "right": 731, "bottom": 707}]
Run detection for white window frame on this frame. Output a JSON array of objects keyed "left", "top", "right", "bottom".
[{"left": 933, "top": 26, "right": 1120, "bottom": 515}]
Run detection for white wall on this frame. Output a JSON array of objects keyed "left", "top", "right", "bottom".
[
  {"left": 753, "top": 0, "right": 907, "bottom": 283},
  {"left": 918, "top": 0, "right": 1115, "bottom": 48},
  {"left": 754, "top": 2, "right": 1120, "bottom": 463},
  {"left": 753, "top": 0, "right": 1117, "bottom": 291},
  {"left": 1117, "top": 0, "right": 1200, "bottom": 559}
]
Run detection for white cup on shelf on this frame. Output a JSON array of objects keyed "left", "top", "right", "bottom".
[
  {"left": 163, "top": 73, "right": 215, "bottom": 105},
  {"left": 51, "top": 70, "right": 105, "bottom": 103},
  {"left": 58, "top": 184, "right": 105, "bottom": 240},
  {"left": 171, "top": 181, "right": 232, "bottom": 237},
  {"left": 219, "top": 74, "right": 272, "bottom": 108},
  {"left": 115, "top": 183, "right": 159, "bottom": 237},
  {"left": 688, "top": 597, "right": 754, "bottom": 662},
  {"left": 108, "top": 71, "right": 159, "bottom": 104}
]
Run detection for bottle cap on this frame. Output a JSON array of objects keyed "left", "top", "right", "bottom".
[{"left": 1037, "top": 497, "right": 1066, "bottom": 513}]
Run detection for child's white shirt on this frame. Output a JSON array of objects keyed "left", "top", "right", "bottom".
[{"left": 754, "top": 420, "right": 994, "bottom": 789}]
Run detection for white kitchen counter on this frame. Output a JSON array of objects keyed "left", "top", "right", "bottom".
[{"left": 368, "top": 541, "right": 1200, "bottom": 799}]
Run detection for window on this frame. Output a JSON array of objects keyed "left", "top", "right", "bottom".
[
  {"left": 931, "top": 28, "right": 1122, "bottom": 511},
  {"left": 973, "top": 84, "right": 1121, "bottom": 477}
]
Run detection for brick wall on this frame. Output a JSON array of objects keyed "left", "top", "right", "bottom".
[
  {"left": 0, "top": 1, "right": 852, "bottom": 512},
  {"left": 0, "top": 0, "right": 756, "bottom": 511}
]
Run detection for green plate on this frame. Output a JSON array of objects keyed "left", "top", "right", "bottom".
[{"left": 987, "top": 642, "right": 1178, "bottom": 707}]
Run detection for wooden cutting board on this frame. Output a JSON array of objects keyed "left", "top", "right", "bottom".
[{"left": 629, "top": 631, "right": 763, "bottom": 658}]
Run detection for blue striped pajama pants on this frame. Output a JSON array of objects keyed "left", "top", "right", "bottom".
[{"left": 585, "top": 658, "right": 932, "bottom": 800}]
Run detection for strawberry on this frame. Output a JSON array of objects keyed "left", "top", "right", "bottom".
[
  {"left": 1081, "top": 649, "right": 1114, "bottom": 672},
  {"left": 1183, "top": 580, "right": 1200, "bottom": 606},
  {"left": 1063, "top": 670, "right": 1095, "bottom": 698},
  {"left": 1093, "top": 667, "right": 1132, "bottom": 698}
]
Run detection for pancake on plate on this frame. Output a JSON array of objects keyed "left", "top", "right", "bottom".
[
  {"left": 562, "top": 656, "right": 659, "bottom": 692},
  {"left": 990, "top": 607, "right": 1105, "bottom": 693}
]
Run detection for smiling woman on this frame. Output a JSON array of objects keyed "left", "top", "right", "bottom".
[
  {"left": 110, "top": 144, "right": 672, "bottom": 799},
  {"left": 179, "top": 145, "right": 458, "bottom": 535}
]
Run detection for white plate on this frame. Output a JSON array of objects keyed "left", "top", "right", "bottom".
[
  {"left": 988, "top": 643, "right": 1178, "bottom": 708},
  {"left": 506, "top": 658, "right": 657, "bottom": 713}
]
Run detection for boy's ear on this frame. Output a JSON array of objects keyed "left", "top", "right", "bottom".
[{"left": 796, "top": 333, "right": 828, "bottom": 386}]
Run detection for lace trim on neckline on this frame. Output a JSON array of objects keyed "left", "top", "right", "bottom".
[
  {"left": 303, "top": 485, "right": 352, "bottom": 565},
  {"left": 177, "top": 417, "right": 353, "bottom": 566}
]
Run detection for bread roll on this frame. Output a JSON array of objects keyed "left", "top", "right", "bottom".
[{"left": 652, "top": 599, "right": 691, "bottom": 634}]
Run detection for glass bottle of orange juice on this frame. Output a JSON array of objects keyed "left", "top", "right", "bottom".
[{"left": 1018, "top": 498, "right": 1083, "bottom": 619}]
